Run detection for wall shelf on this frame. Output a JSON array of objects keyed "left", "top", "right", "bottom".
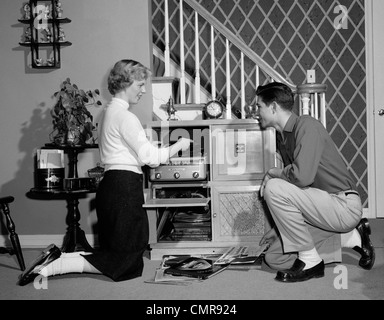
[
  {"left": 18, "top": 1, "right": 71, "bottom": 69},
  {"left": 19, "top": 41, "right": 72, "bottom": 47}
]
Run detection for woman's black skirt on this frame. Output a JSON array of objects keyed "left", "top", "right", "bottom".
[{"left": 84, "top": 170, "right": 149, "bottom": 282}]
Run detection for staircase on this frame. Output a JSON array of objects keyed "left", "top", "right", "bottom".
[{"left": 151, "top": 0, "right": 327, "bottom": 126}]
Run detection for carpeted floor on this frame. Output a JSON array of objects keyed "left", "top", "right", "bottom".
[{"left": 0, "top": 219, "right": 383, "bottom": 301}]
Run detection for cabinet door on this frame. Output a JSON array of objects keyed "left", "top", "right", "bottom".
[
  {"left": 211, "top": 185, "right": 268, "bottom": 243},
  {"left": 211, "top": 124, "right": 275, "bottom": 181}
]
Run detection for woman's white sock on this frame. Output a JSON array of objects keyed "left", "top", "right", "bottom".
[{"left": 39, "top": 252, "right": 89, "bottom": 277}]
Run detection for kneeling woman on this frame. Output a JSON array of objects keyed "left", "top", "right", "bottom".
[{"left": 19, "top": 59, "right": 192, "bottom": 285}]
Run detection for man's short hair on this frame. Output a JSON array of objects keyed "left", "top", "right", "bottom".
[{"left": 256, "top": 82, "right": 295, "bottom": 111}]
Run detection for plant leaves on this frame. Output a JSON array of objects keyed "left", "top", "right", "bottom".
[{"left": 51, "top": 79, "right": 102, "bottom": 145}]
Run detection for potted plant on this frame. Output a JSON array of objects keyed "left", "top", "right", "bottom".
[{"left": 50, "top": 78, "right": 102, "bottom": 146}]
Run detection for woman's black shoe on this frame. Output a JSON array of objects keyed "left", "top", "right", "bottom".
[
  {"left": 18, "top": 244, "right": 62, "bottom": 286},
  {"left": 353, "top": 218, "right": 375, "bottom": 270}
]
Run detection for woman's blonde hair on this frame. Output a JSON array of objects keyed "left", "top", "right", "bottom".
[{"left": 107, "top": 59, "right": 151, "bottom": 95}]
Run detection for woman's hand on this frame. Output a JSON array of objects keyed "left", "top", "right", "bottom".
[
  {"left": 178, "top": 138, "right": 193, "bottom": 151},
  {"left": 169, "top": 138, "right": 194, "bottom": 157}
]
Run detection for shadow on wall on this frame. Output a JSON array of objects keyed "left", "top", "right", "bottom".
[
  {"left": 1, "top": 104, "right": 52, "bottom": 239},
  {"left": 0, "top": 103, "right": 98, "bottom": 240}
]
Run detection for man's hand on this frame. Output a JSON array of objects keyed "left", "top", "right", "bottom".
[
  {"left": 260, "top": 167, "right": 283, "bottom": 197},
  {"left": 260, "top": 171, "right": 271, "bottom": 198},
  {"left": 259, "top": 227, "right": 277, "bottom": 248}
]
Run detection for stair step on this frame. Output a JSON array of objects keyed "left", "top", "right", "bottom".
[{"left": 152, "top": 76, "right": 178, "bottom": 84}]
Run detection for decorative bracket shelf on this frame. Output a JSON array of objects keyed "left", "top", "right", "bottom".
[{"left": 18, "top": 1, "right": 71, "bottom": 69}]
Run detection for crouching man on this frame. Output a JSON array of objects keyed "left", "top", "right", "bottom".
[{"left": 256, "top": 82, "right": 375, "bottom": 283}]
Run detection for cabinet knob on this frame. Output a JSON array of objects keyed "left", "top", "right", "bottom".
[
  {"left": 213, "top": 213, "right": 217, "bottom": 218},
  {"left": 379, "top": 109, "right": 384, "bottom": 116}
]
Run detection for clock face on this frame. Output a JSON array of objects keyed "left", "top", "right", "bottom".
[{"left": 205, "top": 101, "right": 224, "bottom": 119}]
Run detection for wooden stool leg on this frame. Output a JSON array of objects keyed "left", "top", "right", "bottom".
[
  {"left": 10, "top": 232, "right": 25, "bottom": 271},
  {"left": 1, "top": 203, "right": 26, "bottom": 271}
]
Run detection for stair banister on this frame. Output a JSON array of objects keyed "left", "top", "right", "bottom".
[
  {"left": 155, "top": 0, "right": 327, "bottom": 121},
  {"left": 297, "top": 84, "right": 328, "bottom": 127},
  {"left": 184, "top": 0, "right": 296, "bottom": 91}
]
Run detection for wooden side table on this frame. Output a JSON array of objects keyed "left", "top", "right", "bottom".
[
  {"left": 28, "top": 188, "right": 95, "bottom": 252},
  {"left": 28, "top": 144, "right": 99, "bottom": 252}
]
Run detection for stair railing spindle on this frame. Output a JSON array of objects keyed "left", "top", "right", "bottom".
[
  {"left": 211, "top": 26, "right": 216, "bottom": 101},
  {"left": 241, "top": 53, "right": 245, "bottom": 119},
  {"left": 179, "top": 0, "right": 186, "bottom": 104},
  {"left": 195, "top": 11, "right": 201, "bottom": 104},
  {"left": 164, "top": 0, "right": 170, "bottom": 76},
  {"left": 225, "top": 39, "right": 231, "bottom": 119}
]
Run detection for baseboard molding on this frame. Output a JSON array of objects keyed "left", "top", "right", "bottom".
[
  {"left": 0, "top": 208, "right": 376, "bottom": 248},
  {"left": 0, "top": 234, "right": 98, "bottom": 249}
]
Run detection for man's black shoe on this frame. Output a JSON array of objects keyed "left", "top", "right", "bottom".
[
  {"left": 353, "top": 218, "right": 375, "bottom": 270},
  {"left": 18, "top": 244, "right": 62, "bottom": 286},
  {"left": 275, "top": 259, "right": 324, "bottom": 283}
]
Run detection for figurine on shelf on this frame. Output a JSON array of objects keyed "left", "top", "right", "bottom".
[
  {"left": 245, "top": 105, "right": 258, "bottom": 119},
  {"left": 34, "top": 58, "right": 43, "bottom": 67},
  {"left": 24, "top": 27, "right": 31, "bottom": 43},
  {"left": 23, "top": 2, "right": 31, "bottom": 20},
  {"left": 42, "top": 27, "right": 52, "bottom": 42},
  {"left": 44, "top": 5, "right": 52, "bottom": 19},
  {"left": 58, "top": 27, "right": 66, "bottom": 42},
  {"left": 47, "top": 57, "right": 55, "bottom": 67},
  {"left": 167, "top": 97, "right": 178, "bottom": 121},
  {"left": 55, "top": 0, "right": 63, "bottom": 19}
]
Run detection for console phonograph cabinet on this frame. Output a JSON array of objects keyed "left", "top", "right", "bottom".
[{"left": 143, "top": 120, "right": 276, "bottom": 260}]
